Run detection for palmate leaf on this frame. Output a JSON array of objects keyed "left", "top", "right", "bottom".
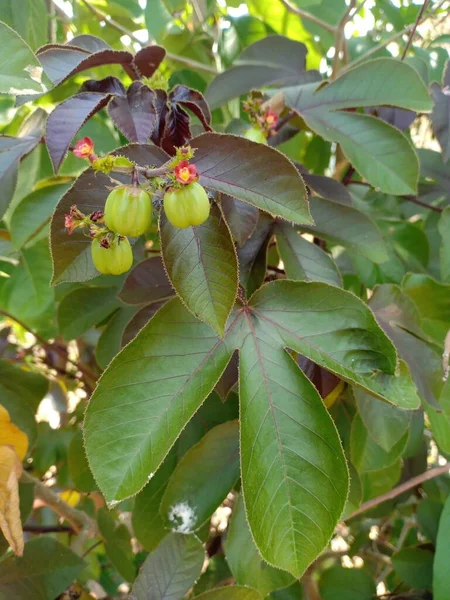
[
  {"left": 85, "top": 280, "right": 419, "bottom": 577},
  {"left": 282, "top": 58, "right": 432, "bottom": 194}
]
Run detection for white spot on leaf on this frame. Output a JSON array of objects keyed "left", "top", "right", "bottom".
[{"left": 168, "top": 502, "right": 196, "bottom": 534}]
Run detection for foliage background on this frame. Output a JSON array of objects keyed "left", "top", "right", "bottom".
[{"left": 0, "top": 0, "right": 450, "bottom": 599}]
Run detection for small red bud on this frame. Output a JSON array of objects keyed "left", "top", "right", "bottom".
[
  {"left": 73, "top": 137, "right": 95, "bottom": 159},
  {"left": 100, "top": 238, "right": 110, "bottom": 249},
  {"left": 89, "top": 210, "right": 104, "bottom": 222},
  {"left": 265, "top": 110, "right": 278, "bottom": 129}
]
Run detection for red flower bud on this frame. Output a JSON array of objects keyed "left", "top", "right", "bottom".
[
  {"left": 73, "top": 137, "right": 95, "bottom": 158},
  {"left": 265, "top": 110, "right": 278, "bottom": 129},
  {"left": 64, "top": 214, "right": 76, "bottom": 235},
  {"left": 174, "top": 160, "right": 198, "bottom": 185},
  {"left": 89, "top": 210, "right": 104, "bottom": 222}
]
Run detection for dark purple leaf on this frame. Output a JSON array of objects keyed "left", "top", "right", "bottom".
[
  {"left": 36, "top": 45, "right": 134, "bottom": 86},
  {"left": 46, "top": 92, "right": 112, "bottom": 172},
  {"left": 297, "top": 356, "right": 342, "bottom": 400},
  {"left": 150, "top": 89, "right": 169, "bottom": 146},
  {"left": 170, "top": 85, "right": 212, "bottom": 131},
  {"left": 303, "top": 173, "right": 352, "bottom": 206},
  {"left": 50, "top": 144, "right": 169, "bottom": 284},
  {"left": 0, "top": 109, "right": 46, "bottom": 218},
  {"left": 237, "top": 212, "right": 273, "bottom": 292},
  {"left": 108, "top": 82, "right": 157, "bottom": 144},
  {"left": 161, "top": 105, "right": 191, "bottom": 155},
  {"left": 133, "top": 45, "right": 166, "bottom": 78},
  {"left": 206, "top": 35, "right": 321, "bottom": 109},
  {"left": 79, "top": 77, "right": 126, "bottom": 96},
  {"left": 190, "top": 133, "right": 311, "bottom": 224},
  {"left": 221, "top": 195, "right": 259, "bottom": 246},
  {"left": 366, "top": 106, "right": 416, "bottom": 131},
  {"left": 215, "top": 350, "right": 239, "bottom": 401},
  {"left": 118, "top": 257, "right": 174, "bottom": 305},
  {"left": 121, "top": 301, "right": 167, "bottom": 346},
  {"left": 430, "top": 82, "right": 450, "bottom": 163}
]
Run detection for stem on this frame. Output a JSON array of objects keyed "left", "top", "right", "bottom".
[
  {"left": 403, "top": 194, "right": 443, "bottom": 213},
  {"left": 0, "top": 309, "right": 97, "bottom": 388},
  {"left": 401, "top": 0, "right": 429, "bottom": 60},
  {"left": 274, "top": 110, "right": 296, "bottom": 132},
  {"left": 346, "top": 463, "right": 449, "bottom": 521},
  {"left": 277, "top": 0, "right": 337, "bottom": 34},
  {"left": 78, "top": 0, "right": 218, "bottom": 75},
  {"left": 23, "top": 524, "right": 74, "bottom": 533},
  {"left": 331, "top": 0, "right": 357, "bottom": 79},
  {"left": 82, "top": 539, "right": 103, "bottom": 559},
  {"left": 21, "top": 472, "right": 98, "bottom": 555}
]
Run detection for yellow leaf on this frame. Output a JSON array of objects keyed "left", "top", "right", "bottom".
[
  {"left": 0, "top": 445, "right": 23, "bottom": 556},
  {"left": 0, "top": 405, "right": 28, "bottom": 461},
  {"left": 59, "top": 489, "right": 81, "bottom": 507}
]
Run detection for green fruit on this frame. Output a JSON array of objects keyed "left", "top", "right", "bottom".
[
  {"left": 91, "top": 236, "right": 133, "bottom": 275},
  {"left": 163, "top": 182, "right": 210, "bottom": 229},
  {"left": 104, "top": 185, "right": 152, "bottom": 237},
  {"left": 243, "top": 126, "right": 268, "bottom": 145}
]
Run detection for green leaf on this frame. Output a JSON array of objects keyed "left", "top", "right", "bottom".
[
  {"left": 0, "top": 384, "right": 37, "bottom": 451},
  {"left": 0, "top": 537, "right": 84, "bottom": 599},
  {"left": 132, "top": 451, "right": 177, "bottom": 552},
  {"left": 10, "top": 182, "right": 71, "bottom": 249},
  {"left": 431, "top": 81, "right": 450, "bottom": 163},
  {"left": 8, "top": 0, "right": 48, "bottom": 50},
  {"left": 225, "top": 495, "right": 294, "bottom": 596},
  {"left": 393, "top": 547, "right": 433, "bottom": 591},
  {"left": 118, "top": 257, "right": 174, "bottom": 306},
  {"left": 68, "top": 430, "right": 97, "bottom": 493},
  {"left": 354, "top": 388, "right": 410, "bottom": 452},
  {"left": 438, "top": 206, "right": 450, "bottom": 282},
  {"left": 304, "top": 111, "right": 419, "bottom": 195},
  {"left": 130, "top": 533, "right": 204, "bottom": 600},
  {"left": 206, "top": 35, "right": 320, "bottom": 109},
  {"left": 84, "top": 299, "right": 234, "bottom": 502},
  {"left": 361, "top": 459, "right": 402, "bottom": 502},
  {"left": 50, "top": 145, "right": 168, "bottom": 284},
  {"left": 319, "top": 566, "right": 376, "bottom": 600},
  {"left": 238, "top": 304, "right": 349, "bottom": 577},
  {"left": 195, "top": 587, "right": 263, "bottom": 600},
  {"left": 300, "top": 196, "right": 389, "bottom": 264},
  {"left": 160, "top": 421, "right": 239, "bottom": 533},
  {"left": 0, "top": 21, "right": 48, "bottom": 94},
  {"left": 191, "top": 133, "right": 311, "bottom": 225},
  {"left": 96, "top": 306, "right": 139, "bottom": 369},
  {"left": 275, "top": 222, "right": 341, "bottom": 286},
  {"left": 350, "top": 414, "right": 408, "bottom": 473},
  {"left": 402, "top": 274, "right": 450, "bottom": 345},
  {"left": 57, "top": 286, "right": 120, "bottom": 341},
  {"left": 417, "top": 498, "right": 443, "bottom": 544},
  {"left": 0, "top": 360, "right": 48, "bottom": 413},
  {"left": 144, "top": 0, "right": 172, "bottom": 42},
  {"left": 160, "top": 205, "right": 238, "bottom": 336},
  {"left": 434, "top": 494, "right": 450, "bottom": 600},
  {"left": 98, "top": 508, "right": 136, "bottom": 582}
]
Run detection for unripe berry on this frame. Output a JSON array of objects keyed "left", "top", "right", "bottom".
[
  {"left": 104, "top": 185, "right": 152, "bottom": 237},
  {"left": 91, "top": 236, "right": 133, "bottom": 275},
  {"left": 163, "top": 182, "right": 210, "bottom": 229}
]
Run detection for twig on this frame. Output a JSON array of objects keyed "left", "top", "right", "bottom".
[
  {"left": 401, "top": 0, "right": 429, "bottom": 60},
  {"left": 277, "top": 0, "right": 337, "bottom": 34},
  {"left": 23, "top": 524, "right": 74, "bottom": 533},
  {"left": 274, "top": 110, "right": 296, "bottom": 132},
  {"left": 331, "top": 0, "right": 357, "bottom": 79},
  {"left": 346, "top": 463, "right": 449, "bottom": 521},
  {"left": 82, "top": 539, "right": 103, "bottom": 559},
  {"left": 78, "top": 0, "right": 218, "bottom": 75},
  {"left": 0, "top": 309, "right": 97, "bottom": 388},
  {"left": 21, "top": 472, "right": 98, "bottom": 555},
  {"left": 403, "top": 194, "right": 443, "bottom": 213}
]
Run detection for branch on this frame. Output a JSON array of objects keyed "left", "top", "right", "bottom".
[
  {"left": 23, "top": 524, "right": 74, "bottom": 533},
  {"left": 21, "top": 472, "right": 98, "bottom": 555},
  {"left": 277, "top": 0, "right": 337, "bottom": 34},
  {"left": 331, "top": 0, "right": 357, "bottom": 79},
  {"left": 403, "top": 194, "right": 443, "bottom": 213},
  {"left": 401, "top": 0, "right": 429, "bottom": 60},
  {"left": 78, "top": 0, "right": 218, "bottom": 75},
  {"left": 0, "top": 309, "right": 98, "bottom": 388},
  {"left": 346, "top": 463, "right": 449, "bottom": 521}
]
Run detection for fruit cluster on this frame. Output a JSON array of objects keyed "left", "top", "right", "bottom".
[{"left": 67, "top": 139, "right": 212, "bottom": 276}]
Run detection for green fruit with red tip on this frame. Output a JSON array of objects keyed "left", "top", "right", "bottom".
[
  {"left": 91, "top": 235, "right": 133, "bottom": 275},
  {"left": 243, "top": 127, "right": 268, "bottom": 145},
  {"left": 104, "top": 185, "right": 152, "bottom": 237},
  {"left": 163, "top": 182, "right": 210, "bottom": 229}
]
